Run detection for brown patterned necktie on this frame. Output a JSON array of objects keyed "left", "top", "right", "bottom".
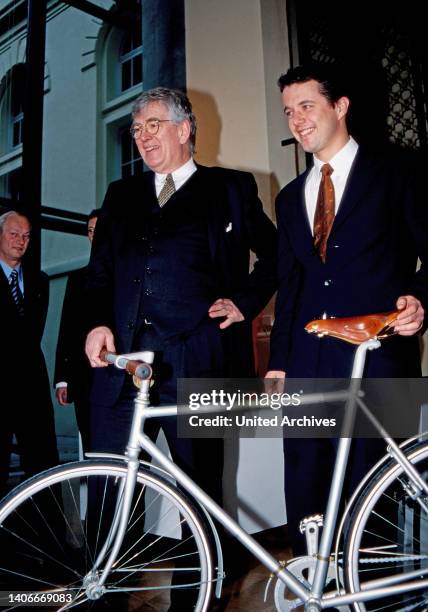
[
  {"left": 313, "top": 163, "right": 335, "bottom": 263},
  {"left": 157, "top": 173, "right": 176, "bottom": 207}
]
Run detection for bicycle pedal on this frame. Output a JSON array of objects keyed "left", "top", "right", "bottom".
[
  {"left": 299, "top": 514, "right": 324, "bottom": 533},
  {"left": 299, "top": 514, "right": 323, "bottom": 558}
]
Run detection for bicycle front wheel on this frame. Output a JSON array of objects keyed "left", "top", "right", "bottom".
[
  {"left": 0, "top": 459, "right": 214, "bottom": 610},
  {"left": 344, "top": 440, "right": 428, "bottom": 611}
]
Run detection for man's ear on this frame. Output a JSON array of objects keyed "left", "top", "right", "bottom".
[
  {"left": 335, "top": 96, "right": 350, "bottom": 120},
  {"left": 178, "top": 119, "right": 191, "bottom": 144}
]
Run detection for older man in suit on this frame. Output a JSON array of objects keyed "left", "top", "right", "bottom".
[
  {"left": 85, "top": 87, "right": 277, "bottom": 501},
  {"left": 85, "top": 88, "right": 277, "bottom": 609},
  {"left": 0, "top": 210, "right": 58, "bottom": 498},
  {"left": 266, "top": 63, "right": 428, "bottom": 554}
]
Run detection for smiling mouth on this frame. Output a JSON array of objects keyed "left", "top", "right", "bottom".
[
  {"left": 143, "top": 145, "right": 158, "bottom": 152},
  {"left": 298, "top": 127, "right": 315, "bottom": 137}
]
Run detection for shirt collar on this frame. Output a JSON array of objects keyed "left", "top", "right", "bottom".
[
  {"left": 0, "top": 260, "right": 22, "bottom": 281},
  {"left": 155, "top": 157, "right": 197, "bottom": 187},
  {"left": 313, "top": 136, "right": 358, "bottom": 177}
]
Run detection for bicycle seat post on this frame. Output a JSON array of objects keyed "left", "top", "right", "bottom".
[{"left": 311, "top": 338, "right": 381, "bottom": 599}]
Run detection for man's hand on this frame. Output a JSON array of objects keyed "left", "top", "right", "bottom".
[
  {"left": 208, "top": 298, "right": 244, "bottom": 329},
  {"left": 55, "top": 387, "right": 69, "bottom": 406},
  {"left": 85, "top": 326, "right": 116, "bottom": 367},
  {"left": 394, "top": 295, "right": 424, "bottom": 336},
  {"left": 264, "top": 370, "right": 286, "bottom": 394}
]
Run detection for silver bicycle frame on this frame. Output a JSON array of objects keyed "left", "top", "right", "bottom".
[{"left": 96, "top": 340, "right": 428, "bottom": 610}]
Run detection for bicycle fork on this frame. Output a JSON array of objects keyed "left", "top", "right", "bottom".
[{"left": 83, "top": 379, "right": 152, "bottom": 599}]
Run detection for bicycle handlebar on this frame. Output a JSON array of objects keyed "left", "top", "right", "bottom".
[{"left": 100, "top": 349, "right": 153, "bottom": 381}]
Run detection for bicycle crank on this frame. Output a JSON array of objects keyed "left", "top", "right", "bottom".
[{"left": 270, "top": 556, "right": 350, "bottom": 611}]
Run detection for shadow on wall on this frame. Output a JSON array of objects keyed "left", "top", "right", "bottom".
[
  {"left": 186, "top": 91, "right": 285, "bottom": 531},
  {"left": 187, "top": 88, "right": 280, "bottom": 221}
]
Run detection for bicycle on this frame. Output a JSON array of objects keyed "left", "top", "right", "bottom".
[{"left": 0, "top": 310, "right": 428, "bottom": 611}]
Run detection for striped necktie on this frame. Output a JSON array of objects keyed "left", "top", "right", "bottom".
[
  {"left": 9, "top": 268, "right": 24, "bottom": 316},
  {"left": 157, "top": 173, "right": 176, "bottom": 207}
]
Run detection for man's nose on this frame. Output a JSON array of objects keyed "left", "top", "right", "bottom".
[
  {"left": 292, "top": 112, "right": 305, "bottom": 126},
  {"left": 141, "top": 129, "right": 153, "bottom": 141}
]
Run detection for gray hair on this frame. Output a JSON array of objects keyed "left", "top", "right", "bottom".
[
  {"left": 0, "top": 210, "right": 30, "bottom": 233},
  {"left": 132, "top": 87, "right": 197, "bottom": 154}
]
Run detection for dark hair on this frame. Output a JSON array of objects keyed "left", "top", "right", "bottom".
[
  {"left": 278, "top": 63, "right": 349, "bottom": 106},
  {"left": 88, "top": 209, "right": 99, "bottom": 223},
  {"left": 132, "top": 87, "right": 197, "bottom": 153}
]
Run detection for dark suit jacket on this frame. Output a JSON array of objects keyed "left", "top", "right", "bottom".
[
  {"left": 269, "top": 148, "right": 428, "bottom": 378},
  {"left": 0, "top": 263, "right": 51, "bottom": 392},
  {"left": 54, "top": 266, "right": 92, "bottom": 402},
  {"left": 86, "top": 165, "right": 278, "bottom": 406}
]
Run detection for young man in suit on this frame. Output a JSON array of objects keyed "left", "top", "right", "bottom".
[
  {"left": 266, "top": 63, "right": 428, "bottom": 554},
  {"left": 0, "top": 210, "right": 58, "bottom": 498},
  {"left": 54, "top": 210, "right": 99, "bottom": 453}
]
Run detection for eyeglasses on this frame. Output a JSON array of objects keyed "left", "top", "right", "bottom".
[{"left": 130, "top": 119, "right": 173, "bottom": 139}]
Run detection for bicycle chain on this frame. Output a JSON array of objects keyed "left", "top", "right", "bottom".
[{"left": 359, "top": 554, "right": 428, "bottom": 564}]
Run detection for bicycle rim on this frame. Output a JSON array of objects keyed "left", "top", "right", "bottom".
[
  {"left": 344, "top": 441, "right": 428, "bottom": 612},
  {"left": 0, "top": 459, "right": 214, "bottom": 611}
]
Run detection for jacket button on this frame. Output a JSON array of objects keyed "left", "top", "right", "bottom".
[
  {"left": 127, "top": 321, "right": 135, "bottom": 330},
  {"left": 133, "top": 277, "right": 141, "bottom": 283},
  {"left": 145, "top": 266, "right": 152, "bottom": 275},
  {"left": 145, "top": 289, "right": 152, "bottom": 296},
  {"left": 141, "top": 235, "right": 147, "bottom": 241},
  {"left": 324, "top": 279, "right": 332, "bottom": 286}
]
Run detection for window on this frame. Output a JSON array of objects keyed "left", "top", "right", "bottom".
[
  {"left": 0, "top": 64, "right": 25, "bottom": 201},
  {"left": 120, "top": 126, "right": 144, "bottom": 177},
  {"left": 0, "top": 63, "right": 25, "bottom": 156},
  {"left": 98, "top": 4, "right": 144, "bottom": 189},
  {"left": 12, "top": 111, "right": 23, "bottom": 148},
  {"left": 119, "top": 26, "right": 142, "bottom": 92}
]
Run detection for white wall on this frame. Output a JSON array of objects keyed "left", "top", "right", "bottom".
[{"left": 185, "top": 0, "right": 295, "bottom": 222}]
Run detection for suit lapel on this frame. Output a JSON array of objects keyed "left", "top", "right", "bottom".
[
  {"left": 195, "top": 165, "right": 231, "bottom": 266},
  {"left": 0, "top": 265, "right": 27, "bottom": 316},
  {"left": 139, "top": 170, "right": 157, "bottom": 213},
  {"left": 295, "top": 169, "right": 311, "bottom": 233},
  {"left": 0, "top": 267, "right": 14, "bottom": 310},
  {"left": 331, "top": 149, "right": 381, "bottom": 235}
]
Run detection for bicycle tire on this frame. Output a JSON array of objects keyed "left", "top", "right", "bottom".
[
  {"left": 0, "top": 459, "right": 214, "bottom": 611},
  {"left": 343, "top": 440, "right": 428, "bottom": 611}
]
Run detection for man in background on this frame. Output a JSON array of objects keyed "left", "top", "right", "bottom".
[
  {"left": 54, "top": 209, "right": 99, "bottom": 453},
  {"left": 0, "top": 210, "right": 58, "bottom": 498}
]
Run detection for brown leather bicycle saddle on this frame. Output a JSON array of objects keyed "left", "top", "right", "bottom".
[{"left": 304, "top": 310, "right": 400, "bottom": 345}]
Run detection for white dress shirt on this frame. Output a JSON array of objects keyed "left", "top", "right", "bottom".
[
  {"left": 304, "top": 137, "right": 359, "bottom": 233},
  {"left": 154, "top": 157, "right": 197, "bottom": 197}
]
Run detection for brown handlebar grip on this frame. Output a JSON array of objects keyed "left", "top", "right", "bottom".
[
  {"left": 125, "top": 360, "right": 153, "bottom": 380},
  {"left": 99, "top": 349, "right": 153, "bottom": 380}
]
